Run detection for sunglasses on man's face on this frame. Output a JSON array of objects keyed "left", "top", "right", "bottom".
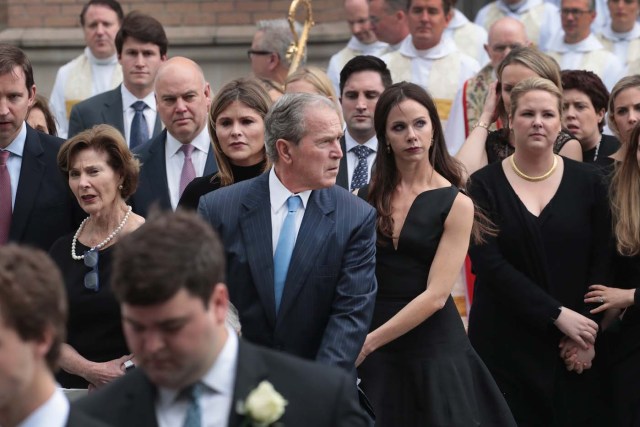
[{"left": 84, "top": 249, "right": 99, "bottom": 292}]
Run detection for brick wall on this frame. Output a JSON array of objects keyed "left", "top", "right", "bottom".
[{"left": 5, "top": 0, "right": 345, "bottom": 29}]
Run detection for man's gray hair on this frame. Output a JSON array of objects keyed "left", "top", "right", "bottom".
[
  {"left": 256, "top": 19, "right": 304, "bottom": 66},
  {"left": 264, "top": 93, "right": 339, "bottom": 163}
]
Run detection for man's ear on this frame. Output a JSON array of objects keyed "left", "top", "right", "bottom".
[{"left": 275, "top": 138, "right": 294, "bottom": 164}]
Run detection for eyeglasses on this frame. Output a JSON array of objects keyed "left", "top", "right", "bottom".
[
  {"left": 84, "top": 249, "right": 99, "bottom": 292},
  {"left": 247, "top": 49, "right": 274, "bottom": 59},
  {"left": 560, "top": 8, "right": 592, "bottom": 17}
]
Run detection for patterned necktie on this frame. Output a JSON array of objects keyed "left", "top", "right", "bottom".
[
  {"left": 182, "top": 382, "right": 203, "bottom": 427},
  {"left": 273, "top": 195, "right": 302, "bottom": 313},
  {"left": 179, "top": 144, "right": 196, "bottom": 198},
  {"left": 130, "top": 101, "right": 149, "bottom": 149},
  {"left": 350, "top": 145, "right": 373, "bottom": 191},
  {"left": 0, "top": 150, "right": 11, "bottom": 244}
]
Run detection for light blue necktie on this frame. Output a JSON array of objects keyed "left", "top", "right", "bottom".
[
  {"left": 273, "top": 195, "right": 302, "bottom": 313},
  {"left": 182, "top": 382, "right": 203, "bottom": 427},
  {"left": 130, "top": 101, "right": 149, "bottom": 149}
]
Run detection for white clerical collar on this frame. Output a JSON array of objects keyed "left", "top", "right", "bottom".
[
  {"left": 447, "top": 9, "right": 470, "bottom": 30},
  {"left": 84, "top": 46, "right": 118, "bottom": 66},
  {"left": 345, "top": 36, "right": 389, "bottom": 54},
  {"left": 121, "top": 84, "right": 157, "bottom": 113},
  {"left": 401, "top": 35, "right": 457, "bottom": 59},
  {"left": 601, "top": 22, "right": 640, "bottom": 42},
  {"left": 345, "top": 130, "right": 377, "bottom": 153},
  {"left": 167, "top": 126, "right": 210, "bottom": 156},
  {"left": 498, "top": 0, "right": 540, "bottom": 14},
  {"left": 551, "top": 33, "right": 603, "bottom": 53},
  {"left": 269, "top": 167, "right": 312, "bottom": 213},
  {"left": 17, "top": 388, "right": 69, "bottom": 427}
]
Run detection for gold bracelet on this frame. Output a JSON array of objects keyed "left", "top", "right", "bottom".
[{"left": 472, "top": 121, "right": 490, "bottom": 131}]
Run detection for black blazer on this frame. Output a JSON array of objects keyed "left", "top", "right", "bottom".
[
  {"left": 67, "top": 85, "right": 163, "bottom": 141},
  {"left": 73, "top": 339, "right": 368, "bottom": 427},
  {"left": 66, "top": 406, "right": 111, "bottom": 427},
  {"left": 336, "top": 135, "right": 349, "bottom": 189},
  {"left": 9, "top": 125, "right": 80, "bottom": 251},
  {"left": 130, "top": 129, "right": 218, "bottom": 217}
]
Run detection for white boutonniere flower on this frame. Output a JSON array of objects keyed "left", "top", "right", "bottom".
[{"left": 236, "top": 380, "right": 288, "bottom": 427}]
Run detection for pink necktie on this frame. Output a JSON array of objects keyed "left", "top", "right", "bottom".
[
  {"left": 0, "top": 150, "right": 12, "bottom": 244},
  {"left": 179, "top": 144, "right": 196, "bottom": 198}
]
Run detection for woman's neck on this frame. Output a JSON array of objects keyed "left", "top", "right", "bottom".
[
  {"left": 396, "top": 158, "right": 436, "bottom": 190},
  {"left": 86, "top": 202, "right": 128, "bottom": 237},
  {"left": 512, "top": 150, "right": 556, "bottom": 176},
  {"left": 581, "top": 132, "right": 602, "bottom": 152}
]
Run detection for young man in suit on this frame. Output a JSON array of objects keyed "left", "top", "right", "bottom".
[
  {"left": 74, "top": 210, "right": 368, "bottom": 427},
  {"left": 199, "top": 93, "right": 377, "bottom": 376},
  {"left": 68, "top": 12, "right": 167, "bottom": 145},
  {"left": 130, "top": 57, "right": 217, "bottom": 217},
  {"left": 0, "top": 245, "right": 107, "bottom": 427},
  {"left": 0, "top": 44, "right": 78, "bottom": 250}
]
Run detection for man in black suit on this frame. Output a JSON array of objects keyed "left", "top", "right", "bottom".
[
  {"left": 0, "top": 44, "right": 78, "bottom": 250},
  {"left": 130, "top": 57, "right": 217, "bottom": 217},
  {"left": 335, "top": 55, "right": 391, "bottom": 190},
  {"left": 68, "top": 12, "right": 167, "bottom": 145},
  {"left": 74, "top": 210, "right": 368, "bottom": 427},
  {"left": 0, "top": 245, "right": 107, "bottom": 427}
]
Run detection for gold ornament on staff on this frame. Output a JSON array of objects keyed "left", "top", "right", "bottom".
[{"left": 286, "top": 0, "right": 314, "bottom": 76}]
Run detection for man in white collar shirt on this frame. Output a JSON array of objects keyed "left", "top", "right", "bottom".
[
  {"left": 74, "top": 210, "right": 369, "bottom": 427},
  {"left": 596, "top": 0, "right": 640, "bottom": 70},
  {"left": 49, "top": 0, "right": 124, "bottom": 138},
  {"left": 0, "top": 245, "right": 107, "bottom": 427},
  {"left": 129, "top": 57, "right": 217, "bottom": 218},
  {"left": 382, "top": 0, "right": 480, "bottom": 128},
  {"left": 474, "top": 0, "right": 561, "bottom": 50},
  {"left": 445, "top": 17, "right": 530, "bottom": 154},
  {"left": 368, "top": 0, "right": 411, "bottom": 51},
  {"left": 68, "top": 12, "right": 167, "bottom": 145},
  {"left": 327, "top": 0, "right": 389, "bottom": 95},
  {"left": 545, "top": 0, "right": 625, "bottom": 90},
  {"left": 444, "top": 1, "right": 489, "bottom": 63},
  {"left": 336, "top": 55, "right": 392, "bottom": 190}
]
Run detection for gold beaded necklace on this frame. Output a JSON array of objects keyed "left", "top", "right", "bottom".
[{"left": 510, "top": 155, "right": 558, "bottom": 182}]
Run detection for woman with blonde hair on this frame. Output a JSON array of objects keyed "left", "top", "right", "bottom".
[
  {"left": 179, "top": 78, "right": 272, "bottom": 209},
  {"left": 285, "top": 66, "right": 341, "bottom": 113},
  {"left": 607, "top": 75, "right": 640, "bottom": 162}
]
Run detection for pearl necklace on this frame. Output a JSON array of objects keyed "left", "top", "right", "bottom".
[
  {"left": 71, "top": 206, "right": 132, "bottom": 261},
  {"left": 510, "top": 155, "right": 558, "bottom": 182}
]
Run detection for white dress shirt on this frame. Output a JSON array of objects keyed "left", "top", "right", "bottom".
[
  {"left": 17, "top": 388, "right": 69, "bottom": 427},
  {"left": 121, "top": 85, "right": 158, "bottom": 146},
  {"left": 344, "top": 131, "right": 377, "bottom": 190},
  {"left": 165, "top": 127, "right": 210, "bottom": 210},
  {"left": 156, "top": 328, "right": 238, "bottom": 427},
  {"left": 2, "top": 122, "right": 27, "bottom": 210},
  {"left": 269, "top": 168, "right": 312, "bottom": 255}
]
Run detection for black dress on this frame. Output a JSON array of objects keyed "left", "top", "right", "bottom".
[
  {"left": 178, "top": 160, "right": 266, "bottom": 210},
  {"left": 582, "top": 134, "right": 619, "bottom": 169},
  {"left": 468, "top": 159, "right": 613, "bottom": 426},
  {"left": 357, "top": 186, "right": 516, "bottom": 427},
  {"left": 49, "top": 234, "right": 129, "bottom": 388}
]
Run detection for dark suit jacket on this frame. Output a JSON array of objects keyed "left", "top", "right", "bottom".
[
  {"left": 336, "top": 135, "right": 349, "bottom": 189},
  {"left": 9, "top": 125, "right": 80, "bottom": 251},
  {"left": 66, "top": 406, "right": 111, "bottom": 427},
  {"left": 67, "top": 85, "right": 162, "bottom": 141},
  {"left": 73, "top": 339, "right": 368, "bottom": 427},
  {"left": 130, "top": 129, "right": 218, "bottom": 218},
  {"left": 198, "top": 173, "right": 377, "bottom": 373}
]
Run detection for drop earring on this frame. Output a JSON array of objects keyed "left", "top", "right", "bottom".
[{"left": 386, "top": 144, "right": 391, "bottom": 154}]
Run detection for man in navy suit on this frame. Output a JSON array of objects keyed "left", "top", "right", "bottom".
[
  {"left": 0, "top": 44, "right": 77, "bottom": 251},
  {"left": 0, "top": 245, "right": 107, "bottom": 427},
  {"left": 68, "top": 12, "right": 167, "bottom": 144},
  {"left": 74, "top": 210, "right": 368, "bottom": 427},
  {"left": 130, "top": 56, "right": 217, "bottom": 217},
  {"left": 199, "top": 93, "right": 377, "bottom": 375}
]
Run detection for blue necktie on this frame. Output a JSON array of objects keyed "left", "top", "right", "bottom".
[
  {"left": 130, "top": 101, "right": 149, "bottom": 149},
  {"left": 182, "top": 382, "right": 203, "bottom": 427},
  {"left": 273, "top": 195, "right": 302, "bottom": 313},
  {"left": 350, "top": 145, "right": 373, "bottom": 191}
]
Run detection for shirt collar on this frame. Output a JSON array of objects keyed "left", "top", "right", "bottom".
[
  {"left": 601, "top": 22, "right": 640, "bottom": 41},
  {"left": 18, "top": 388, "right": 69, "bottom": 427},
  {"left": 345, "top": 36, "right": 389, "bottom": 54},
  {"left": 401, "top": 35, "right": 457, "bottom": 59},
  {"left": 121, "top": 84, "right": 157, "bottom": 113},
  {"left": 447, "top": 9, "right": 469, "bottom": 30},
  {"left": 551, "top": 33, "right": 603, "bottom": 52},
  {"left": 269, "top": 167, "right": 312, "bottom": 213},
  {"left": 345, "top": 131, "right": 377, "bottom": 153},
  {"left": 167, "top": 126, "right": 210, "bottom": 156},
  {"left": 84, "top": 46, "right": 118, "bottom": 66},
  {"left": 4, "top": 122, "right": 27, "bottom": 158}
]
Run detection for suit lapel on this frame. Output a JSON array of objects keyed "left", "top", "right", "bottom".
[
  {"left": 238, "top": 174, "right": 277, "bottom": 327},
  {"left": 145, "top": 131, "right": 172, "bottom": 208},
  {"left": 121, "top": 371, "right": 160, "bottom": 427},
  {"left": 204, "top": 146, "right": 218, "bottom": 175},
  {"left": 10, "top": 127, "right": 45, "bottom": 241},
  {"left": 152, "top": 113, "right": 162, "bottom": 138},
  {"left": 229, "top": 340, "right": 269, "bottom": 427},
  {"left": 336, "top": 136, "right": 349, "bottom": 190},
  {"left": 278, "top": 188, "right": 335, "bottom": 318},
  {"left": 102, "top": 87, "right": 125, "bottom": 136}
]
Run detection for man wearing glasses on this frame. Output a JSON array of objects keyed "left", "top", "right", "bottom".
[
  {"left": 545, "top": 0, "right": 624, "bottom": 90},
  {"left": 248, "top": 19, "right": 301, "bottom": 100},
  {"left": 596, "top": 0, "right": 640, "bottom": 70}
]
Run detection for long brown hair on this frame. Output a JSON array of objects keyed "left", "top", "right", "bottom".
[
  {"left": 369, "top": 82, "right": 492, "bottom": 243},
  {"left": 610, "top": 122, "right": 640, "bottom": 256}
]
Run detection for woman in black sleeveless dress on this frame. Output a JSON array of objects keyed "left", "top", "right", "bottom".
[{"left": 356, "top": 82, "right": 515, "bottom": 427}]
